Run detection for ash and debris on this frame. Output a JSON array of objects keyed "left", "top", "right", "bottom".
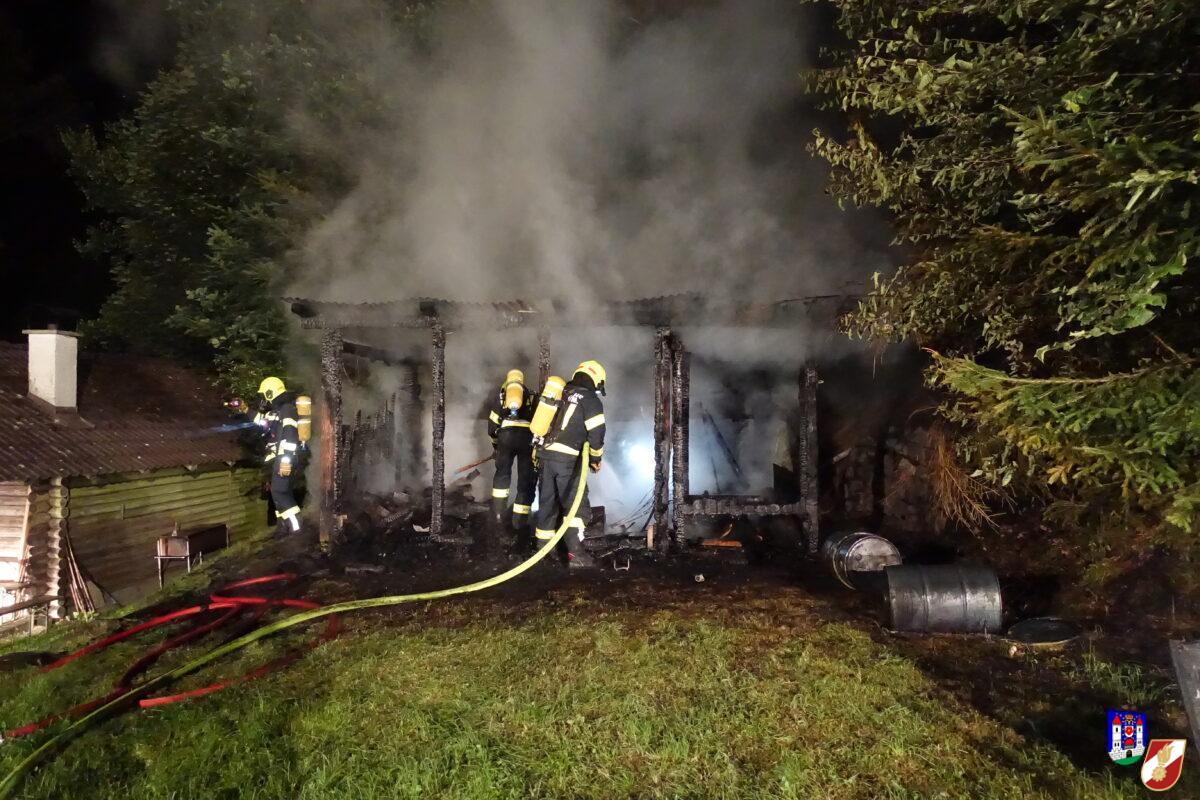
[{"left": 318, "top": 451, "right": 806, "bottom": 598}]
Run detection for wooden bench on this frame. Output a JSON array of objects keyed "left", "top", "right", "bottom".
[{"left": 155, "top": 524, "right": 230, "bottom": 588}]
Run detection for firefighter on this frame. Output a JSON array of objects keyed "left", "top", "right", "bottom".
[
  {"left": 533, "top": 360, "right": 606, "bottom": 569},
  {"left": 487, "top": 369, "right": 537, "bottom": 539},
  {"left": 256, "top": 376, "right": 303, "bottom": 537}
]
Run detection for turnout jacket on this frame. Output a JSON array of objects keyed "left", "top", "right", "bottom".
[
  {"left": 488, "top": 384, "right": 536, "bottom": 442},
  {"left": 537, "top": 379, "right": 605, "bottom": 467},
  {"left": 255, "top": 393, "right": 301, "bottom": 466}
]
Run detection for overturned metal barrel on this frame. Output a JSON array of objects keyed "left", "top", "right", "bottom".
[
  {"left": 821, "top": 531, "right": 902, "bottom": 590},
  {"left": 884, "top": 564, "right": 1003, "bottom": 634}
]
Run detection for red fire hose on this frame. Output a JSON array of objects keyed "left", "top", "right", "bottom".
[
  {"left": 3, "top": 574, "right": 340, "bottom": 741},
  {"left": 0, "top": 445, "right": 593, "bottom": 799}
]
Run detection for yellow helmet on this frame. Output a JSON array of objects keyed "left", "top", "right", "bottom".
[
  {"left": 574, "top": 360, "right": 606, "bottom": 394},
  {"left": 258, "top": 376, "right": 287, "bottom": 402},
  {"left": 502, "top": 369, "right": 525, "bottom": 388}
]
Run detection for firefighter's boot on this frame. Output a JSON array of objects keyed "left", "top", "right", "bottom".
[
  {"left": 490, "top": 498, "right": 508, "bottom": 529},
  {"left": 565, "top": 520, "right": 599, "bottom": 571},
  {"left": 509, "top": 521, "right": 535, "bottom": 557}
]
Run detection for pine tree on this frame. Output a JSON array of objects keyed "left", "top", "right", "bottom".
[{"left": 807, "top": 0, "right": 1200, "bottom": 593}]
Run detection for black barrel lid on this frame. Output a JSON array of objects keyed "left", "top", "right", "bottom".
[{"left": 1006, "top": 617, "right": 1082, "bottom": 646}]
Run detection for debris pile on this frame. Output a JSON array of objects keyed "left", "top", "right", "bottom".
[{"left": 336, "top": 473, "right": 486, "bottom": 564}]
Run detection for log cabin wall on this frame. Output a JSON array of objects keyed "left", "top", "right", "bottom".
[{"left": 65, "top": 466, "right": 266, "bottom": 603}]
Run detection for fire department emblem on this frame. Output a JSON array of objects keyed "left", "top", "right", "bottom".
[
  {"left": 1106, "top": 709, "right": 1146, "bottom": 765},
  {"left": 1141, "top": 739, "right": 1186, "bottom": 791}
]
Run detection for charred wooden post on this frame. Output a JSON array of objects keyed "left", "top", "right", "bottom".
[
  {"left": 392, "top": 388, "right": 405, "bottom": 488},
  {"left": 538, "top": 328, "right": 552, "bottom": 389},
  {"left": 431, "top": 323, "right": 447, "bottom": 536},
  {"left": 800, "top": 363, "right": 819, "bottom": 555},
  {"left": 403, "top": 362, "right": 424, "bottom": 484},
  {"left": 318, "top": 329, "right": 344, "bottom": 547},
  {"left": 652, "top": 327, "right": 671, "bottom": 544},
  {"left": 681, "top": 498, "right": 804, "bottom": 517},
  {"left": 669, "top": 335, "right": 690, "bottom": 542}
]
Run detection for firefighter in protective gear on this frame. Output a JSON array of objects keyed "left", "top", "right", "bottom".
[
  {"left": 533, "top": 361, "right": 606, "bottom": 569},
  {"left": 256, "top": 377, "right": 303, "bottom": 536},
  {"left": 487, "top": 370, "right": 537, "bottom": 533}
]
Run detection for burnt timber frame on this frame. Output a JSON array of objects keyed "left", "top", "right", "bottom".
[
  {"left": 430, "top": 324, "right": 447, "bottom": 536},
  {"left": 318, "top": 330, "right": 344, "bottom": 549},
  {"left": 651, "top": 328, "right": 671, "bottom": 545},
  {"left": 293, "top": 295, "right": 831, "bottom": 550},
  {"left": 653, "top": 329, "right": 819, "bottom": 555}
]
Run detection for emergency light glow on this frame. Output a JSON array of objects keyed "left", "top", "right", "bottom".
[{"left": 627, "top": 441, "right": 655, "bottom": 479}]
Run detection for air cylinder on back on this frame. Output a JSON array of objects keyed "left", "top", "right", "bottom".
[
  {"left": 503, "top": 370, "right": 525, "bottom": 413},
  {"left": 529, "top": 376, "right": 566, "bottom": 439},
  {"left": 885, "top": 564, "right": 1003, "bottom": 634},
  {"left": 295, "top": 395, "right": 312, "bottom": 443}
]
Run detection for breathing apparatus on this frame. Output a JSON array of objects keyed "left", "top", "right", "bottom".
[
  {"left": 295, "top": 395, "right": 312, "bottom": 443},
  {"left": 254, "top": 378, "right": 312, "bottom": 455},
  {"left": 502, "top": 369, "right": 526, "bottom": 417},
  {"left": 529, "top": 375, "right": 566, "bottom": 441}
]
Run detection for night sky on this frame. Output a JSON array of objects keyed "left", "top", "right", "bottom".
[{"left": 0, "top": 1, "right": 169, "bottom": 340}]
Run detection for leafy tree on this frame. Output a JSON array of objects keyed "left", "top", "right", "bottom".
[
  {"left": 807, "top": 0, "right": 1200, "bottom": 595},
  {"left": 66, "top": 0, "right": 433, "bottom": 397}
]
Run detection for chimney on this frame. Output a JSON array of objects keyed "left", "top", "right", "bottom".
[{"left": 23, "top": 327, "right": 81, "bottom": 410}]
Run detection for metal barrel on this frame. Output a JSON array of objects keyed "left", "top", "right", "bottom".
[
  {"left": 884, "top": 564, "right": 1003, "bottom": 634},
  {"left": 820, "top": 531, "right": 902, "bottom": 590}
]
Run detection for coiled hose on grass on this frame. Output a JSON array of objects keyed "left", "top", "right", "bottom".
[{"left": 0, "top": 446, "right": 590, "bottom": 798}]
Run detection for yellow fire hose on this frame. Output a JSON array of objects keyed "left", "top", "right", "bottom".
[{"left": 0, "top": 447, "right": 591, "bottom": 798}]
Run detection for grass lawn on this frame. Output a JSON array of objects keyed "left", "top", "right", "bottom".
[{"left": 0, "top": 566, "right": 1178, "bottom": 799}]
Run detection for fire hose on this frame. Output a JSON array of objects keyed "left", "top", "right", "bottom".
[
  {"left": 2, "top": 574, "right": 338, "bottom": 741},
  {"left": 0, "top": 445, "right": 590, "bottom": 798}
]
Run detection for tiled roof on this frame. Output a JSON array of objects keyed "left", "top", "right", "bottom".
[{"left": 0, "top": 343, "right": 250, "bottom": 482}]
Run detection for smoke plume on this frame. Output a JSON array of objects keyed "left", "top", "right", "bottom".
[
  {"left": 290, "top": 0, "right": 886, "bottom": 305},
  {"left": 97, "top": 0, "right": 893, "bottom": 517},
  {"left": 279, "top": 0, "right": 889, "bottom": 516}
]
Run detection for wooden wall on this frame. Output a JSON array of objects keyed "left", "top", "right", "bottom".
[
  {"left": 0, "top": 482, "right": 31, "bottom": 612},
  {"left": 65, "top": 466, "right": 266, "bottom": 603},
  {"left": 17, "top": 480, "right": 65, "bottom": 619}
]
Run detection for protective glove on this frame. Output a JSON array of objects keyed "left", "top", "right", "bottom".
[
  {"left": 278, "top": 457, "right": 293, "bottom": 478},
  {"left": 589, "top": 460, "right": 602, "bottom": 473}
]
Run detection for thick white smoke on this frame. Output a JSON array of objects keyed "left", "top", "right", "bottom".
[
  {"left": 276, "top": 0, "right": 889, "bottom": 519},
  {"left": 290, "top": 0, "right": 885, "bottom": 305}
]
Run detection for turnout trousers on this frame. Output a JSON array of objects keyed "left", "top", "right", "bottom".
[
  {"left": 270, "top": 459, "right": 301, "bottom": 534},
  {"left": 492, "top": 430, "right": 537, "bottom": 527},
  {"left": 533, "top": 456, "right": 590, "bottom": 556}
]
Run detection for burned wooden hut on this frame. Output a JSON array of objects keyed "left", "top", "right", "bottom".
[{"left": 288, "top": 294, "right": 827, "bottom": 556}]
